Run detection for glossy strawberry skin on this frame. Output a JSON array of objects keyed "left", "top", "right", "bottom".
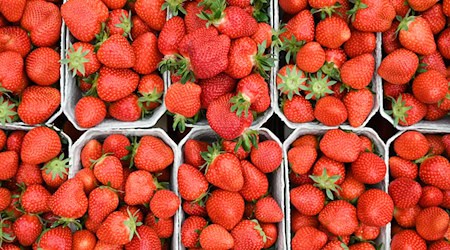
[
  {"left": 132, "top": 32, "right": 162, "bottom": 74},
  {"left": 97, "top": 67, "right": 139, "bottom": 103},
  {"left": 206, "top": 190, "right": 244, "bottom": 231}
]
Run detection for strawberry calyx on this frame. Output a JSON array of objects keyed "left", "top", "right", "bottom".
[
  {"left": 115, "top": 10, "right": 133, "bottom": 39},
  {"left": 161, "top": 0, "right": 187, "bottom": 16},
  {"left": 197, "top": 0, "right": 227, "bottom": 28},
  {"left": 309, "top": 168, "right": 342, "bottom": 200},
  {"left": 230, "top": 92, "right": 252, "bottom": 118},
  {"left": 94, "top": 23, "right": 110, "bottom": 51},
  {"left": 169, "top": 55, "right": 196, "bottom": 84},
  {"left": 321, "top": 62, "right": 341, "bottom": 81},
  {"left": 0, "top": 96, "right": 17, "bottom": 125},
  {"left": 251, "top": 0, "right": 270, "bottom": 23},
  {"left": 200, "top": 142, "right": 223, "bottom": 172},
  {"left": 311, "top": 2, "right": 343, "bottom": 19},
  {"left": 231, "top": 129, "right": 259, "bottom": 153},
  {"left": 252, "top": 219, "right": 268, "bottom": 244},
  {"left": 82, "top": 73, "right": 99, "bottom": 97},
  {"left": 124, "top": 208, "right": 143, "bottom": 241},
  {"left": 60, "top": 44, "right": 91, "bottom": 77},
  {"left": 395, "top": 9, "right": 416, "bottom": 35},
  {"left": 172, "top": 113, "right": 188, "bottom": 133},
  {"left": 53, "top": 217, "right": 82, "bottom": 230},
  {"left": 0, "top": 217, "right": 15, "bottom": 245},
  {"left": 437, "top": 90, "right": 450, "bottom": 108},
  {"left": 386, "top": 94, "right": 412, "bottom": 126},
  {"left": 271, "top": 25, "right": 286, "bottom": 49},
  {"left": 346, "top": 0, "right": 368, "bottom": 22},
  {"left": 300, "top": 71, "right": 336, "bottom": 100},
  {"left": 138, "top": 88, "right": 163, "bottom": 107},
  {"left": 277, "top": 66, "right": 307, "bottom": 100},
  {"left": 253, "top": 41, "right": 275, "bottom": 80},
  {"left": 42, "top": 154, "right": 69, "bottom": 181},
  {"left": 280, "top": 35, "right": 305, "bottom": 64}
]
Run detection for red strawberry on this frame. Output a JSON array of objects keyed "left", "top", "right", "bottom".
[
  {"left": 144, "top": 213, "right": 173, "bottom": 238},
  {"left": 199, "top": 73, "right": 237, "bottom": 109},
  {"left": 420, "top": 51, "right": 447, "bottom": 76},
  {"left": 250, "top": 140, "right": 282, "bottom": 173},
  {"left": 96, "top": 210, "right": 141, "bottom": 245},
  {"left": 254, "top": 197, "right": 283, "bottom": 223},
  {"left": 344, "top": 30, "right": 376, "bottom": 58},
  {"left": 177, "top": 163, "right": 208, "bottom": 201},
  {"left": 88, "top": 186, "right": 119, "bottom": 224},
  {"left": 382, "top": 21, "right": 402, "bottom": 54},
  {"left": 93, "top": 155, "right": 123, "bottom": 189},
  {"left": 21, "top": 127, "right": 61, "bottom": 165},
  {"left": 132, "top": 135, "right": 174, "bottom": 172},
  {"left": 429, "top": 240, "right": 450, "bottom": 250},
  {"left": 296, "top": 42, "right": 325, "bottom": 73},
  {"left": 132, "top": 32, "right": 162, "bottom": 75},
  {"left": 349, "top": 0, "right": 396, "bottom": 32},
  {"left": 0, "top": 188, "right": 10, "bottom": 211},
  {"left": 61, "top": 0, "right": 109, "bottom": 42},
  {"left": 320, "top": 129, "right": 361, "bottom": 163},
  {"left": 48, "top": 178, "right": 88, "bottom": 219},
  {"left": 397, "top": 14, "right": 436, "bottom": 55},
  {"left": 389, "top": 177, "right": 422, "bottom": 208},
  {"left": 422, "top": 4, "right": 446, "bottom": 35},
  {"left": 425, "top": 103, "right": 448, "bottom": 121},
  {"left": 394, "top": 205, "right": 421, "bottom": 228},
  {"left": 158, "top": 16, "right": 185, "bottom": 56},
  {"left": 251, "top": 23, "right": 272, "bottom": 48},
  {"left": 383, "top": 81, "right": 408, "bottom": 99},
  {"left": 35, "top": 226, "right": 72, "bottom": 250},
  {"left": 378, "top": 49, "right": 419, "bottom": 84},
  {"left": 290, "top": 184, "right": 325, "bottom": 216},
  {"left": 137, "top": 74, "right": 164, "bottom": 111},
  {"left": 416, "top": 206, "right": 449, "bottom": 240},
  {"left": 131, "top": 16, "right": 152, "bottom": 40},
  {"left": 314, "top": 96, "right": 348, "bottom": 126},
  {"left": 0, "top": 0, "right": 26, "bottom": 22},
  {"left": 73, "top": 230, "right": 97, "bottom": 250},
  {"left": 309, "top": 0, "right": 337, "bottom": 8},
  {"left": 41, "top": 154, "right": 70, "bottom": 188},
  {"left": 282, "top": 10, "right": 315, "bottom": 43},
  {"left": 337, "top": 174, "right": 365, "bottom": 201},
  {"left": 438, "top": 28, "right": 450, "bottom": 59},
  {"left": 311, "top": 156, "right": 346, "bottom": 190},
  {"left": 419, "top": 156, "right": 450, "bottom": 190},
  {"left": 389, "top": 93, "right": 427, "bottom": 126},
  {"left": 97, "top": 67, "right": 139, "bottom": 103},
  {"left": 182, "top": 200, "right": 207, "bottom": 217},
  {"left": 184, "top": 1, "right": 208, "bottom": 33},
  {"left": 407, "top": 0, "right": 438, "bottom": 12},
  {"left": 319, "top": 200, "right": 358, "bottom": 235},
  {"left": 25, "top": 47, "right": 59, "bottom": 86},
  {"left": 106, "top": 9, "right": 132, "bottom": 37},
  {"left": 0, "top": 51, "right": 27, "bottom": 94},
  {"left": 390, "top": 230, "right": 427, "bottom": 250},
  {"left": 291, "top": 226, "right": 327, "bottom": 250},
  {"left": 181, "top": 216, "right": 207, "bottom": 248},
  {"left": 315, "top": 16, "right": 351, "bottom": 49},
  {"left": 412, "top": 70, "right": 448, "bottom": 104},
  {"left": 351, "top": 152, "right": 386, "bottom": 184},
  {"left": 426, "top": 134, "right": 445, "bottom": 155},
  {"left": 184, "top": 140, "right": 208, "bottom": 167},
  {"left": 445, "top": 0, "right": 450, "bottom": 16},
  {"left": 13, "top": 214, "right": 42, "bottom": 246},
  {"left": 260, "top": 223, "right": 277, "bottom": 248},
  {"left": 101, "top": 0, "right": 127, "bottom": 9},
  {"left": 344, "top": 88, "right": 374, "bottom": 127},
  {"left": 149, "top": 189, "right": 179, "bottom": 219},
  {"left": 419, "top": 186, "right": 443, "bottom": 208},
  {"left": 6, "top": 130, "right": 25, "bottom": 153},
  {"left": 394, "top": 131, "right": 429, "bottom": 160},
  {"left": 340, "top": 53, "right": 375, "bottom": 89},
  {"left": 239, "top": 160, "right": 268, "bottom": 201},
  {"left": 291, "top": 209, "right": 319, "bottom": 231},
  {"left": 279, "top": 0, "right": 307, "bottom": 14},
  {"left": 288, "top": 145, "right": 317, "bottom": 175},
  {"left": 108, "top": 94, "right": 142, "bottom": 122},
  {"left": 0, "top": 27, "right": 31, "bottom": 58},
  {"left": 323, "top": 48, "right": 347, "bottom": 75},
  {"left": 135, "top": 0, "right": 166, "bottom": 31},
  {"left": 75, "top": 97, "right": 107, "bottom": 128},
  {"left": 97, "top": 35, "right": 135, "bottom": 69},
  {"left": 102, "top": 134, "right": 130, "bottom": 160},
  {"left": 0, "top": 151, "right": 18, "bottom": 180},
  {"left": 199, "top": 224, "right": 234, "bottom": 249},
  {"left": 94, "top": 241, "right": 121, "bottom": 250},
  {"left": 125, "top": 225, "right": 161, "bottom": 250},
  {"left": 74, "top": 168, "right": 98, "bottom": 194},
  {"left": 21, "top": 184, "right": 50, "bottom": 213},
  {"left": 165, "top": 82, "right": 201, "bottom": 132},
  {"left": 231, "top": 220, "right": 265, "bottom": 249},
  {"left": 206, "top": 189, "right": 244, "bottom": 230},
  {"left": 282, "top": 95, "right": 315, "bottom": 123},
  {"left": 21, "top": 1, "right": 61, "bottom": 47},
  {"left": 17, "top": 86, "right": 60, "bottom": 125}
]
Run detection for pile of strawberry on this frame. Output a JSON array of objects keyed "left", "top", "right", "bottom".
[
  {"left": 178, "top": 130, "right": 283, "bottom": 249},
  {"left": 276, "top": 0, "right": 392, "bottom": 127},
  {"left": 380, "top": 1, "right": 450, "bottom": 126},
  {"left": 0, "top": 0, "right": 62, "bottom": 125},
  {"left": 159, "top": 0, "right": 273, "bottom": 135},
  {"left": 287, "top": 129, "right": 392, "bottom": 249},
  {"left": 61, "top": 0, "right": 166, "bottom": 128},
  {"left": 389, "top": 131, "right": 450, "bottom": 249},
  {"left": 0, "top": 126, "right": 73, "bottom": 249}
]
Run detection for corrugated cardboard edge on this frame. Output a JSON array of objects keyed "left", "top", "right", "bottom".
[
  {"left": 283, "top": 125, "right": 388, "bottom": 249},
  {"left": 175, "top": 127, "right": 287, "bottom": 250},
  {"left": 69, "top": 128, "right": 178, "bottom": 250},
  {"left": 62, "top": 1, "right": 168, "bottom": 131},
  {"left": 271, "top": 2, "right": 381, "bottom": 130}
]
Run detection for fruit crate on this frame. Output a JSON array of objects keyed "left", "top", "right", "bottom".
[
  {"left": 271, "top": 2, "right": 382, "bottom": 129},
  {"left": 164, "top": 0, "right": 276, "bottom": 130},
  {"left": 283, "top": 125, "right": 388, "bottom": 248},
  {"left": 69, "top": 128, "right": 178, "bottom": 250},
  {"left": 175, "top": 127, "right": 286, "bottom": 250},
  {"left": 62, "top": 1, "right": 168, "bottom": 131}
]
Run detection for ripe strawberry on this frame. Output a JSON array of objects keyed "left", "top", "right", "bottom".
[
  {"left": 426, "top": 134, "right": 445, "bottom": 155},
  {"left": 199, "top": 224, "right": 234, "bottom": 249},
  {"left": 102, "top": 134, "right": 130, "bottom": 160},
  {"left": 183, "top": 140, "right": 208, "bottom": 168},
  {"left": 88, "top": 186, "right": 119, "bottom": 224},
  {"left": 21, "top": 184, "right": 50, "bottom": 213},
  {"left": 344, "top": 88, "right": 374, "bottom": 127},
  {"left": 206, "top": 189, "right": 244, "bottom": 231},
  {"left": 21, "top": 127, "right": 61, "bottom": 165},
  {"left": 359, "top": 135, "right": 373, "bottom": 152},
  {"left": 351, "top": 152, "right": 386, "bottom": 184},
  {"left": 93, "top": 155, "right": 123, "bottom": 189},
  {"left": 391, "top": 229, "right": 427, "bottom": 250},
  {"left": 101, "top": 0, "right": 127, "bottom": 9},
  {"left": 357, "top": 189, "right": 394, "bottom": 227},
  {"left": 419, "top": 186, "right": 443, "bottom": 208},
  {"left": 239, "top": 160, "right": 268, "bottom": 201},
  {"left": 0, "top": 0, "right": 26, "bottom": 22},
  {"left": 6, "top": 130, "right": 25, "bottom": 153},
  {"left": 429, "top": 240, "right": 450, "bottom": 250},
  {"left": 282, "top": 10, "right": 315, "bottom": 43},
  {"left": 389, "top": 177, "right": 422, "bottom": 208},
  {"left": 323, "top": 48, "right": 347, "bottom": 75},
  {"left": 407, "top": 0, "right": 437, "bottom": 11},
  {"left": 199, "top": 73, "right": 237, "bottom": 109},
  {"left": 422, "top": 4, "right": 446, "bottom": 35},
  {"left": 378, "top": 48, "right": 419, "bottom": 84},
  {"left": 13, "top": 214, "right": 42, "bottom": 246},
  {"left": 291, "top": 209, "right": 319, "bottom": 231},
  {"left": 177, "top": 164, "right": 208, "bottom": 201},
  {"left": 291, "top": 226, "right": 327, "bottom": 250},
  {"left": 21, "top": 1, "right": 61, "bottom": 47},
  {"left": 314, "top": 96, "right": 348, "bottom": 126},
  {"left": 425, "top": 103, "right": 448, "bottom": 121},
  {"left": 354, "top": 223, "right": 380, "bottom": 241},
  {"left": 231, "top": 73, "right": 270, "bottom": 117},
  {"left": 394, "top": 205, "right": 421, "bottom": 228},
  {"left": 149, "top": 190, "right": 179, "bottom": 219},
  {"left": 0, "top": 51, "right": 27, "bottom": 94},
  {"left": 420, "top": 51, "right": 447, "bottom": 76},
  {"left": 0, "top": 151, "right": 18, "bottom": 180},
  {"left": 296, "top": 42, "right": 325, "bottom": 73},
  {"left": 311, "top": 156, "right": 346, "bottom": 191},
  {"left": 288, "top": 145, "right": 317, "bottom": 175},
  {"left": 135, "top": 0, "right": 166, "bottom": 31},
  {"left": 35, "top": 226, "right": 72, "bottom": 250},
  {"left": 131, "top": 16, "right": 153, "bottom": 40},
  {"left": 389, "top": 156, "right": 418, "bottom": 179},
  {"left": 96, "top": 210, "right": 141, "bottom": 245},
  {"left": 106, "top": 9, "right": 132, "bottom": 37},
  {"left": 125, "top": 225, "right": 161, "bottom": 250},
  {"left": 397, "top": 14, "right": 436, "bottom": 55},
  {"left": 97, "top": 67, "right": 139, "bottom": 103},
  {"left": 158, "top": 16, "right": 185, "bottom": 56},
  {"left": 344, "top": 30, "right": 376, "bottom": 58},
  {"left": 144, "top": 213, "right": 173, "bottom": 238},
  {"left": 279, "top": 0, "right": 307, "bottom": 14},
  {"left": 73, "top": 230, "right": 97, "bottom": 250},
  {"left": 181, "top": 216, "right": 207, "bottom": 248},
  {"left": 0, "top": 27, "right": 31, "bottom": 58},
  {"left": 320, "top": 129, "right": 361, "bottom": 163},
  {"left": 85, "top": 217, "right": 101, "bottom": 234},
  {"left": 276, "top": 64, "right": 307, "bottom": 100},
  {"left": 97, "top": 35, "right": 135, "bottom": 69},
  {"left": 337, "top": 174, "right": 365, "bottom": 201},
  {"left": 0, "top": 187, "right": 10, "bottom": 211},
  {"left": 419, "top": 156, "right": 450, "bottom": 190},
  {"left": 232, "top": 220, "right": 266, "bottom": 249},
  {"left": 445, "top": 0, "right": 450, "bottom": 16},
  {"left": 207, "top": 93, "right": 253, "bottom": 141},
  {"left": 75, "top": 96, "right": 107, "bottom": 128},
  {"left": 292, "top": 135, "right": 319, "bottom": 149},
  {"left": 412, "top": 70, "right": 448, "bottom": 104},
  {"left": 132, "top": 135, "right": 174, "bottom": 172},
  {"left": 394, "top": 131, "right": 429, "bottom": 160},
  {"left": 254, "top": 197, "right": 283, "bottom": 223},
  {"left": 165, "top": 82, "right": 201, "bottom": 132},
  {"left": 251, "top": 23, "right": 272, "bottom": 48},
  {"left": 316, "top": 16, "right": 351, "bottom": 49},
  {"left": 108, "top": 94, "right": 142, "bottom": 122},
  {"left": 18, "top": 86, "right": 61, "bottom": 125},
  {"left": 24, "top": 47, "right": 59, "bottom": 86},
  {"left": 438, "top": 28, "right": 450, "bottom": 59},
  {"left": 382, "top": 21, "right": 402, "bottom": 54},
  {"left": 389, "top": 93, "right": 428, "bottom": 126},
  {"left": 49, "top": 178, "right": 88, "bottom": 219},
  {"left": 75, "top": 168, "right": 97, "bottom": 194},
  {"left": 340, "top": 53, "right": 375, "bottom": 89},
  {"left": 94, "top": 241, "right": 122, "bottom": 250},
  {"left": 290, "top": 184, "right": 325, "bottom": 216},
  {"left": 81, "top": 140, "right": 102, "bottom": 169},
  {"left": 41, "top": 153, "right": 69, "bottom": 188},
  {"left": 309, "top": 0, "right": 337, "bottom": 8},
  {"left": 416, "top": 206, "right": 449, "bottom": 240},
  {"left": 137, "top": 74, "right": 164, "bottom": 111},
  {"left": 182, "top": 200, "right": 207, "bottom": 217},
  {"left": 183, "top": 1, "right": 207, "bottom": 33},
  {"left": 319, "top": 200, "right": 358, "bottom": 236},
  {"left": 132, "top": 32, "right": 162, "bottom": 75},
  {"left": 350, "top": 0, "right": 396, "bottom": 32},
  {"left": 250, "top": 140, "right": 282, "bottom": 173},
  {"left": 283, "top": 95, "right": 315, "bottom": 123},
  {"left": 384, "top": 81, "right": 408, "bottom": 99}
]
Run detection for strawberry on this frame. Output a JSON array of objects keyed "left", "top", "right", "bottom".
[
  {"left": 75, "top": 97, "right": 107, "bottom": 128},
  {"left": 349, "top": 0, "right": 396, "bottom": 32},
  {"left": 382, "top": 21, "right": 402, "bottom": 54},
  {"left": 413, "top": 70, "right": 448, "bottom": 104},
  {"left": 311, "top": 155, "right": 346, "bottom": 190},
  {"left": 276, "top": 65, "right": 307, "bottom": 100},
  {"left": 132, "top": 135, "right": 174, "bottom": 172},
  {"left": 182, "top": 200, "right": 207, "bottom": 217},
  {"left": 73, "top": 230, "right": 97, "bottom": 250},
  {"left": 279, "top": 0, "right": 307, "bottom": 14},
  {"left": 13, "top": 214, "right": 42, "bottom": 246},
  {"left": 438, "top": 28, "right": 450, "bottom": 59},
  {"left": 291, "top": 184, "right": 325, "bottom": 216},
  {"left": 132, "top": 32, "right": 162, "bottom": 75},
  {"left": 0, "top": 0, "right": 26, "bottom": 22},
  {"left": 206, "top": 189, "right": 244, "bottom": 230},
  {"left": 319, "top": 200, "right": 358, "bottom": 236},
  {"left": 416, "top": 206, "right": 449, "bottom": 240},
  {"left": 296, "top": 42, "right": 325, "bottom": 73},
  {"left": 282, "top": 95, "right": 315, "bottom": 123},
  {"left": 389, "top": 93, "right": 428, "bottom": 126},
  {"left": 349, "top": 243, "right": 376, "bottom": 250},
  {"left": 344, "top": 88, "right": 374, "bottom": 127},
  {"left": 320, "top": 129, "right": 362, "bottom": 163},
  {"left": 239, "top": 160, "right": 268, "bottom": 201},
  {"left": 393, "top": 205, "right": 421, "bottom": 228},
  {"left": 351, "top": 152, "right": 386, "bottom": 184},
  {"left": 288, "top": 145, "right": 317, "bottom": 175},
  {"left": 125, "top": 225, "right": 161, "bottom": 250},
  {"left": 149, "top": 189, "right": 179, "bottom": 219},
  {"left": 389, "top": 177, "right": 422, "bottom": 208},
  {"left": 394, "top": 131, "right": 429, "bottom": 160},
  {"left": 397, "top": 14, "right": 436, "bottom": 56},
  {"left": 0, "top": 51, "right": 27, "bottom": 94},
  {"left": 93, "top": 155, "right": 123, "bottom": 189},
  {"left": 137, "top": 74, "right": 164, "bottom": 111},
  {"left": 250, "top": 140, "right": 282, "bottom": 173},
  {"left": 88, "top": 186, "right": 119, "bottom": 224},
  {"left": 135, "top": 0, "right": 166, "bottom": 31},
  {"left": 0, "top": 27, "right": 31, "bottom": 58},
  {"left": 300, "top": 71, "right": 336, "bottom": 100},
  {"left": 199, "top": 73, "right": 237, "bottom": 109},
  {"left": 21, "top": 127, "right": 61, "bottom": 165},
  {"left": 251, "top": 23, "right": 272, "bottom": 48},
  {"left": 0, "top": 151, "right": 18, "bottom": 180},
  {"left": 97, "top": 35, "right": 135, "bottom": 69},
  {"left": 340, "top": 53, "right": 375, "bottom": 89},
  {"left": 108, "top": 94, "right": 143, "bottom": 122},
  {"left": 41, "top": 155, "right": 69, "bottom": 188},
  {"left": 106, "top": 9, "right": 132, "bottom": 37},
  {"left": 35, "top": 226, "right": 72, "bottom": 250},
  {"left": 260, "top": 223, "right": 277, "bottom": 248},
  {"left": 97, "top": 67, "right": 139, "bottom": 102},
  {"left": 291, "top": 209, "right": 319, "bottom": 231},
  {"left": 378, "top": 49, "right": 419, "bottom": 84},
  {"left": 337, "top": 174, "right": 365, "bottom": 201},
  {"left": 21, "top": 184, "right": 51, "bottom": 213},
  {"left": 207, "top": 93, "right": 253, "bottom": 140},
  {"left": 177, "top": 164, "right": 208, "bottom": 201},
  {"left": 391, "top": 230, "right": 427, "bottom": 250},
  {"left": 102, "top": 134, "right": 130, "bottom": 160},
  {"left": 18, "top": 86, "right": 60, "bottom": 125},
  {"left": 419, "top": 186, "right": 443, "bottom": 208},
  {"left": 20, "top": 1, "right": 61, "bottom": 47},
  {"left": 0, "top": 187, "right": 10, "bottom": 211},
  {"left": 291, "top": 226, "right": 327, "bottom": 250},
  {"left": 426, "top": 103, "right": 448, "bottom": 121},
  {"left": 199, "top": 224, "right": 234, "bottom": 249},
  {"left": 292, "top": 135, "right": 319, "bottom": 149},
  {"left": 445, "top": 0, "right": 450, "bottom": 16},
  {"left": 429, "top": 241, "right": 450, "bottom": 250},
  {"left": 158, "top": 16, "right": 185, "bottom": 56},
  {"left": 184, "top": 140, "right": 208, "bottom": 167},
  {"left": 282, "top": 10, "right": 315, "bottom": 43},
  {"left": 62, "top": 42, "right": 101, "bottom": 77},
  {"left": 94, "top": 241, "right": 122, "bottom": 250},
  {"left": 419, "top": 156, "right": 450, "bottom": 190},
  {"left": 165, "top": 82, "right": 201, "bottom": 132},
  {"left": 383, "top": 81, "right": 408, "bottom": 99},
  {"left": 131, "top": 16, "right": 152, "bottom": 40},
  {"left": 6, "top": 130, "right": 25, "bottom": 153},
  {"left": 314, "top": 96, "right": 348, "bottom": 126},
  {"left": 144, "top": 213, "right": 173, "bottom": 238},
  {"left": 101, "top": 0, "right": 127, "bottom": 9},
  {"left": 426, "top": 134, "right": 445, "bottom": 155},
  {"left": 344, "top": 30, "right": 376, "bottom": 58},
  {"left": 390, "top": 0, "right": 409, "bottom": 17},
  {"left": 184, "top": 1, "right": 207, "bottom": 33},
  {"left": 49, "top": 178, "right": 88, "bottom": 219},
  {"left": 25, "top": 47, "right": 59, "bottom": 86},
  {"left": 231, "top": 220, "right": 265, "bottom": 249},
  {"left": 181, "top": 216, "right": 207, "bottom": 248},
  {"left": 74, "top": 168, "right": 98, "bottom": 194},
  {"left": 323, "top": 48, "right": 347, "bottom": 76},
  {"left": 420, "top": 51, "right": 447, "bottom": 76},
  {"left": 407, "top": 0, "right": 437, "bottom": 11},
  {"left": 315, "top": 16, "right": 351, "bottom": 49},
  {"left": 309, "top": 0, "right": 337, "bottom": 8},
  {"left": 96, "top": 210, "right": 141, "bottom": 245},
  {"left": 254, "top": 197, "right": 283, "bottom": 223},
  {"left": 422, "top": 4, "right": 446, "bottom": 35}
]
